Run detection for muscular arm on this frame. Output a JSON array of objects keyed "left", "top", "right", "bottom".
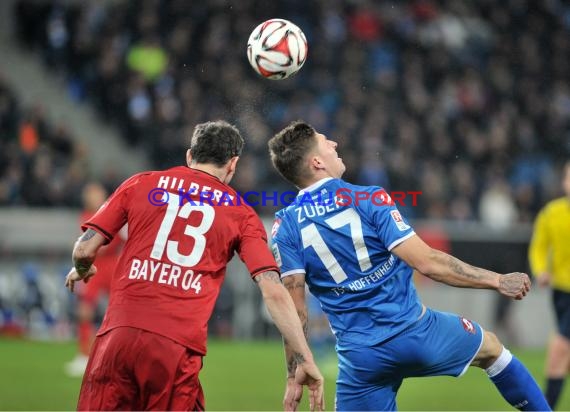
[
  {"left": 255, "top": 271, "right": 313, "bottom": 367},
  {"left": 256, "top": 271, "right": 323, "bottom": 411},
  {"left": 392, "top": 235, "right": 530, "bottom": 299},
  {"left": 281, "top": 274, "right": 308, "bottom": 378},
  {"left": 66, "top": 229, "right": 108, "bottom": 292}
]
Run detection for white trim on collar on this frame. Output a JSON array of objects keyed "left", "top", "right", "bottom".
[{"left": 298, "top": 177, "right": 334, "bottom": 195}]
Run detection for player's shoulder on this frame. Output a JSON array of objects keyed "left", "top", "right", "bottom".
[
  {"left": 273, "top": 207, "right": 292, "bottom": 231},
  {"left": 115, "top": 167, "right": 192, "bottom": 195},
  {"left": 238, "top": 201, "right": 263, "bottom": 221},
  {"left": 542, "top": 197, "right": 570, "bottom": 215},
  {"left": 275, "top": 207, "right": 287, "bottom": 219},
  {"left": 116, "top": 170, "right": 156, "bottom": 190},
  {"left": 146, "top": 166, "right": 190, "bottom": 180},
  {"left": 272, "top": 207, "right": 296, "bottom": 239}
]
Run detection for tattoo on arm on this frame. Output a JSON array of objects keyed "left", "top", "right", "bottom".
[
  {"left": 499, "top": 275, "right": 523, "bottom": 294},
  {"left": 284, "top": 306, "right": 309, "bottom": 377},
  {"left": 447, "top": 256, "right": 481, "bottom": 280},
  {"left": 73, "top": 244, "right": 94, "bottom": 277},
  {"left": 79, "top": 229, "right": 97, "bottom": 242},
  {"left": 74, "top": 259, "right": 93, "bottom": 277},
  {"left": 298, "top": 309, "right": 308, "bottom": 338},
  {"left": 293, "top": 352, "right": 306, "bottom": 365},
  {"left": 286, "top": 351, "right": 307, "bottom": 377},
  {"left": 287, "top": 354, "right": 296, "bottom": 377},
  {"left": 254, "top": 271, "right": 282, "bottom": 284},
  {"left": 281, "top": 276, "right": 309, "bottom": 377},
  {"left": 283, "top": 278, "right": 305, "bottom": 292}
]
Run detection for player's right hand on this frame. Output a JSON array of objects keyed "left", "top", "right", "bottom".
[
  {"left": 294, "top": 361, "right": 325, "bottom": 412},
  {"left": 283, "top": 376, "right": 303, "bottom": 412},
  {"left": 65, "top": 265, "right": 97, "bottom": 293},
  {"left": 498, "top": 272, "right": 531, "bottom": 300}
]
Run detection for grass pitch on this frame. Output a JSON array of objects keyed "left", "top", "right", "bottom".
[{"left": 0, "top": 337, "right": 568, "bottom": 410}]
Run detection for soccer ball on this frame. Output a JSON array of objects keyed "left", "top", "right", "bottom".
[{"left": 247, "top": 19, "right": 308, "bottom": 80}]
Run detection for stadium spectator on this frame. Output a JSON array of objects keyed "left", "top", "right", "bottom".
[
  {"left": 529, "top": 160, "right": 570, "bottom": 409},
  {"left": 12, "top": 0, "right": 570, "bottom": 219},
  {"left": 269, "top": 121, "right": 549, "bottom": 411},
  {"left": 65, "top": 182, "right": 125, "bottom": 377},
  {"left": 64, "top": 120, "right": 324, "bottom": 411},
  {"left": 0, "top": 75, "right": 92, "bottom": 207}
]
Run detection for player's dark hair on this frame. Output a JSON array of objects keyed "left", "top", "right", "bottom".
[
  {"left": 189, "top": 120, "right": 244, "bottom": 167},
  {"left": 268, "top": 121, "right": 318, "bottom": 187}
]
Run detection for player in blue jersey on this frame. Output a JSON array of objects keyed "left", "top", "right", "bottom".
[{"left": 268, "top": 121, "right": 550, "bottom": 411}]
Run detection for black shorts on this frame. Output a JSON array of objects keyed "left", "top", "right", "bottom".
[{"left": 552, "top": 289, "right": 570, "bottom": 339}]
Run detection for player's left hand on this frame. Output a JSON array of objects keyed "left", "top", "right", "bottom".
[
  {"left": 65, "top": 265, "right": 97, "bottom": 293},
  {"left": 283, "top": 376, "right": 303, "bottom": 412},
  {"left": 498, "top": 272, "right": 531, "bottom": 300},
  {"left": 295, "top": 361, "right": 325, "bottom": 412}
]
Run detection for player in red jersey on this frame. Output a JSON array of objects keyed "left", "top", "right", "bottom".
[
  {"left": 65, "top": 120, "right": 325, "bottom": 411},
  {"left": 65, "top": 182, "right": 125, "bottom": 377}
]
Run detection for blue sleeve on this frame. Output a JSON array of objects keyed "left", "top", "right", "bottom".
[
  {"left": 271, "top": 214, "right": 306, "bottom": 278},
  {"left": 364, "top": 187, "right": 415, "bottom": 250}
]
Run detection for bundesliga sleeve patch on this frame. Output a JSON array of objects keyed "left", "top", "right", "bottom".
[
  {"left": 271, "top": 218, "right": 282, "bottom": 238},
  {"left": 271, "top": 243, "right": 282, "bottom": 267},
  {"left": 390, "top": 210, "right": 410, "bottom": 231}
]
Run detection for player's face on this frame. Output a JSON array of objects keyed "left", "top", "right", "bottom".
[
  {"left": 563, "top": 164, "right": 570, "bottom": 198},
  {"left": 314, "top": 132, "right": 346, "bottom": 178}
]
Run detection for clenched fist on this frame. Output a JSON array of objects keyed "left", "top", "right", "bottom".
[{"left": 498, "top": 272, "right": 531, "bottom": 300}]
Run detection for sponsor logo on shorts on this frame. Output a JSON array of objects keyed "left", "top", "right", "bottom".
[{"left": 460, "top": 317, "right": 476, "bottom": 334}]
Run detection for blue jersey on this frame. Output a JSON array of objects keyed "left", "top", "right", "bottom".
[{"left": 272, "top": 178, "right": 423, "bottom": 349}]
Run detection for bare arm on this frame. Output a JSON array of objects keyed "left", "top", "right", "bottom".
[
  {"left": 255, "top": 271, "right": 324, "bottom": 411},
  {"left": 65, "top": 229, "right": 107, "bottom": 292},
  {"left": 281, "top": 274, "right": 308, "bottom": 378},
  {"left": 73, "top": 229, "right": 106, "bottom": 276},
  {"left": 280, "top": 274, "right": 308, "bottom": 411},
  {"left": 392, "top": 235, "right": 530, "bottom": 299}
]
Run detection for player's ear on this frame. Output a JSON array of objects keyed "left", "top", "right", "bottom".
[
  {"left": 222, "top": 156, "right": 239, "bottom": 184},
  {"left": 186, "top": 149, "right": 193, "bottom": 167},
  {"left": 228, "top": 156, "right": 239, "bottom": 173},
  {"left": 310, "top": 155, "right": 324, "bottom": 171}
]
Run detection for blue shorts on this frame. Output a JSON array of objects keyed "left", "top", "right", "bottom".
[{"left": 336, "top": 308, "right": 484, "bottom": 411}]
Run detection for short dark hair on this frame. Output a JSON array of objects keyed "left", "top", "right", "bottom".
[
  {"left": 189, "top": 120, "right": 244, "bottom": 166},
  {"left": 268, "top": 121, "right": 318, "bottom": 187}
]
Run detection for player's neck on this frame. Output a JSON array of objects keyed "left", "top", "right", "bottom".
[
  {"left": 300, "top": 174, "right": 334, "bottom": 191},
  {"left": 189, "top": 163, "right": 226, "bottom": 183}
]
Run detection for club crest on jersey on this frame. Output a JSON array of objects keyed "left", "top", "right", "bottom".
[
  {"left": 271, "top": 218, "right": 282, "bottom": 238},
  {"left": 460, "top": 317, "right": 476, "bottom": 334},
  {"left": 390, "top": 210, "right": 410, "bottom": 231}
]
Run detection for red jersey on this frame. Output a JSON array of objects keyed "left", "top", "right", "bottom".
[
  {"left": 82, "top": 166, "right": 279, "bottom": 354},
  {"left": 80, "top": 211, "right": 123, "bottom": 258}
]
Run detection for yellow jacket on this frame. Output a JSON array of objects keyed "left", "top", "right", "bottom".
[{"left": 529, "top": 197, "right": 570, "bottom": 292}]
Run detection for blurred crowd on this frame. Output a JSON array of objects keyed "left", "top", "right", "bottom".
[
  {"left": 0, "top": 76, "right": 95, "bottom": 207},
  {"left": 10, "top": 0, "right": 570, "bottom": 223}
]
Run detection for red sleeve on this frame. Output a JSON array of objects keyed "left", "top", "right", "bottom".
[
  {"left": 81, "top": 173, "right": 145, "bottom": 243},
  {"left": 237, "top": 209, "right": 280, "bottom": 278}
]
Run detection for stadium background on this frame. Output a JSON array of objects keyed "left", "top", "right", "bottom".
[{"left": 1, "top": 0, "right": 569, "bottom": 410}]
